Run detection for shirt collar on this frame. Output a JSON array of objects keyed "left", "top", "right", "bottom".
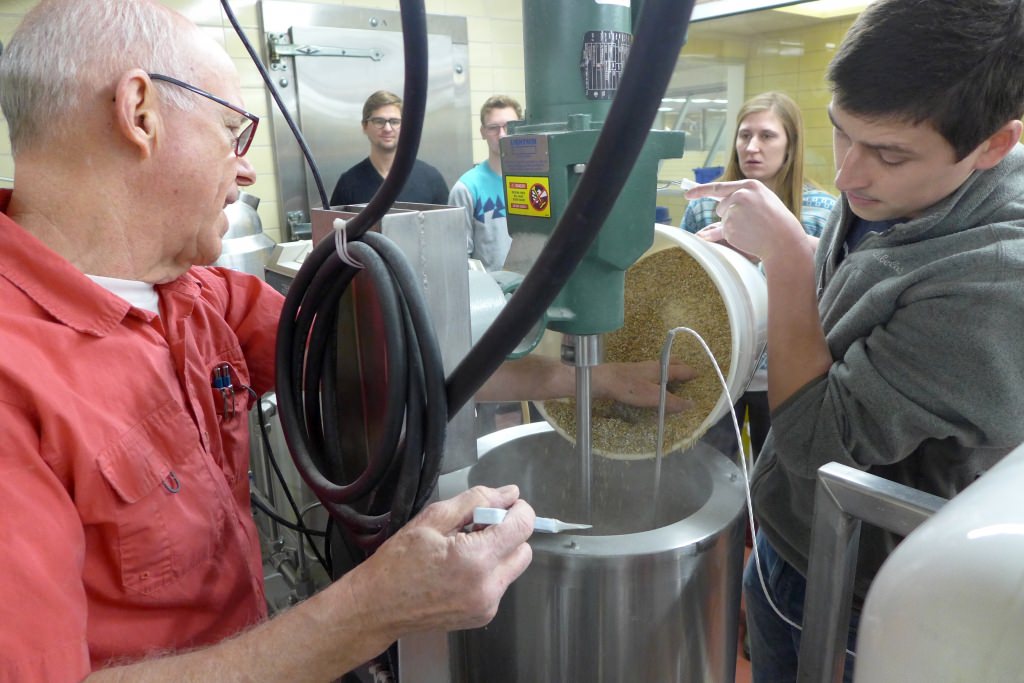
[{"left": 0, "top": 189, "right": 198, "bottom": 336}]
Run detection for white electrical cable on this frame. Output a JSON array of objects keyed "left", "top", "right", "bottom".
[
  {"left": 332, "top": 217, "right": 364, "bottom": 269},
  {"left": 658, "top": 326, "right": 856, "bottom": 660}
]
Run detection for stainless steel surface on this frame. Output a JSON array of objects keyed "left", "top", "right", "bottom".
[
  {"left": 215, "top": 233, "right": 276, "bottom": 274},
  {"left": 574, "top": 361, "right": 593, "bottom": 521},
  {"left": 564, "top": 333, "right": 602, "bottom": 522},
  {"left": 399, "top": 484, "right": 450, "bottom": 683},
  {"left": 248, "top": 393, "right": 331, "bottom": 613},
  {"left": 216, "top": 191, "right": 276, "bottom": 277},
  {"left": 310, "top": 204, "right": 477, "bottom": 475},
  {"left": 399, "top": 631, "right": 451, "bottom": 683},
  {"left": 260, "top": 2, "right": 472, "bottom": 236},
  {"left": 439, "top": 422, "right": 747, "bottom": 682},
  {"left": 257, "top": 204, "right": 476, "bottom": 682},
  {"left": 269, "top": 41, "right": 384, "bottom": 61},
  {"left": 798, "top": 462, "right": 947, "bottom": 683},
  {"left": 224, "top": 191, "right": 263, "bottom": 237},
  {"left": 263, "top": 240, "right": 311, "bottom": 296}
]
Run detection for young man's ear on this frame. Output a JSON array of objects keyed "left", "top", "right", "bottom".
[{"left": 973, "top": 119, "right": 1024, "bottom": 170}]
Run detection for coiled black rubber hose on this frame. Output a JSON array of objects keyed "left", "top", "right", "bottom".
[
  {"left": 263, "top": 0, "right": 443, "bottom": 552},
  {"left": 277, "top": 232, "right": 447, "bottom": 545}
]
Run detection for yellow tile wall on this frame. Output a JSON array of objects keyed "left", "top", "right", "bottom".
[{"left": 744, "top": 17, "right": 856, "bottom": 196}]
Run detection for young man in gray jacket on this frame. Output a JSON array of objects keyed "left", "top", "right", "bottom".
[{"left": 687, "top": 0, "right": 1024, "bottom": 680}]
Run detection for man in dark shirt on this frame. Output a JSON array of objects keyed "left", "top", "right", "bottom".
[{"left": 330, "top": 90, "right": 449, "bottom": 206}]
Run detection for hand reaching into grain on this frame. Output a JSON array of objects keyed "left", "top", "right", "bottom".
[
  {"left": 477, "top": 355, "right": 695, "bottom": 411},
  {"left": 591, "top": 360, "right": 696, "bottom": 413}
]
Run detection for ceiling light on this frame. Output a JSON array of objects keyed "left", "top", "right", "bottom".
[{"left": 775, "top": 0, "right": 876, "bottom": 19}]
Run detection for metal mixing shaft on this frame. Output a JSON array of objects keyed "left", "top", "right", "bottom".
[{"left": 561, "top": 333, "right": 601, "bottom": 522}]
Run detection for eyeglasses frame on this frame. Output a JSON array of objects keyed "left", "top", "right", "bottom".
[
  {"left": 364, "top": 116, "right": 403, "bottom": 129},
  {"left": 482, "top": 122, "right": 511, "bottom": 135},
  {"left": 147, "top": 73, "right": 259, "bottom": 157}
]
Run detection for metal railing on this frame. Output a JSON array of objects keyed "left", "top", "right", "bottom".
[{"left": 797, "top": 462, "right": 947, "bottom": 682}]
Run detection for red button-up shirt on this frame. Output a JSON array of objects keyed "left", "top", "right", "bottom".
[{"left": 0, "top": 190, "right": 284, "bottom": 680}]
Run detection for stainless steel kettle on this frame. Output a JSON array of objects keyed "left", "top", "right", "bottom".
[{"left": 215, "top": 191, "right": 276, "bottom": 277}]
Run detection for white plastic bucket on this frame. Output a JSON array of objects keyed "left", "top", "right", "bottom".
[
  {"left": 646, "top": 223, "right": 767, "bottom": 440},
  {"left": 470, "top": 224, "right": 768, "bottom": 456},
  {"left": 532, "top": 223, "right": 768, "bottom": 458}
]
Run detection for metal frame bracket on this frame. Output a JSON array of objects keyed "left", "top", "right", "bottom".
[{"left": 797, "top": 461, "right": 947, "bottom": 683}]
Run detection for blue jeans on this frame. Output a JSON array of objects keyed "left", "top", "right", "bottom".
[{"left": 743, "top": 532, "right": 859, "bottom": 683}]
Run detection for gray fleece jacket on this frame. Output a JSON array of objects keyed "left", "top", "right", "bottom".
[{"left": 751, "top": 143, "right": 1024, "bottom": 599}]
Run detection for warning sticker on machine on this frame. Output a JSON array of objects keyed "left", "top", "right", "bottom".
[
  {"left": 580, "top": 30, "right": 631, "bottom": 100},
  {"left": 506, "top": 176, "right": 551, "bottom": 218}
]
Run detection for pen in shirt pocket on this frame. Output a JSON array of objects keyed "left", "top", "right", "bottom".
[{"left": 212, "top": 362, "right": 235, "bottom": 418}]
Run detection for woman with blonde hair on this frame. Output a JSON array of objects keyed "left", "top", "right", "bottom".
[
  {"left": 684, "top": 91, "right": 835, "bottom": 240},
  {"left": 682, "top": 91, "right": 836, "bottom": 459}
]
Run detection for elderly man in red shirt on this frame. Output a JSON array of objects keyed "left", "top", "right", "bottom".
[{"left": 0, "top": 1, "right": 537, "bottom": 680}]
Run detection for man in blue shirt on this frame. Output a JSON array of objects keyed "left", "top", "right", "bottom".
[{"left": 449, "top": 95, "right": 523, "bottom": 271}]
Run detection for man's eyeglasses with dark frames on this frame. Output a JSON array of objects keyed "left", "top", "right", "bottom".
[
  {"left": 365, "top": 117, "right": 402, "bottom": 129},
  {"left": 148, "top": 73, "right": 259, "bottom": 157}
]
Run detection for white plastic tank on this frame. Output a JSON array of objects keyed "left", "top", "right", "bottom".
[{"left": 854, "top": 442, "right": 1024, "bottom": 682}]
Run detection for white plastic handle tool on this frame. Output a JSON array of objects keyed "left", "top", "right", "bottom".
[
  {"left": 680, "top": 177, "right": 721, "bottom": 201},
  {"left": 473, "top": 507, "right": 592, "bottom": 534}
]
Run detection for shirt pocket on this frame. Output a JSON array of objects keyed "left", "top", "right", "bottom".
[
  {"left": 96, "top": 401, "right": 228, "bottom": 595},
  {"left": 209, "top": 347, "right": 254, "bottom": 422},
  {"left": 207, "top": 354, "right": 254, "bottom": 488}
]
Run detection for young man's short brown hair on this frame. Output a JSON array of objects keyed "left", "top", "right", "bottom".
[
  {"left": 362, "top": 90, "right": 403, "bottom": 122},
  {"left": 479, "top": 95, "right": 523, "bottom": 125},
  {"left": 827, "top": 0, "right": 1024, "bottom": 160}
]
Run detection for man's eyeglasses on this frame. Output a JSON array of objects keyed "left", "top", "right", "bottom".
[
  {"left": 148, "top": 73, "right": 259, "bottom": 157},
  {"left": 366, "top": 117, "right": 402, "bottom": 129},
  {"left": 483, "top": 123, "right": 512, "bottom": 135}
]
